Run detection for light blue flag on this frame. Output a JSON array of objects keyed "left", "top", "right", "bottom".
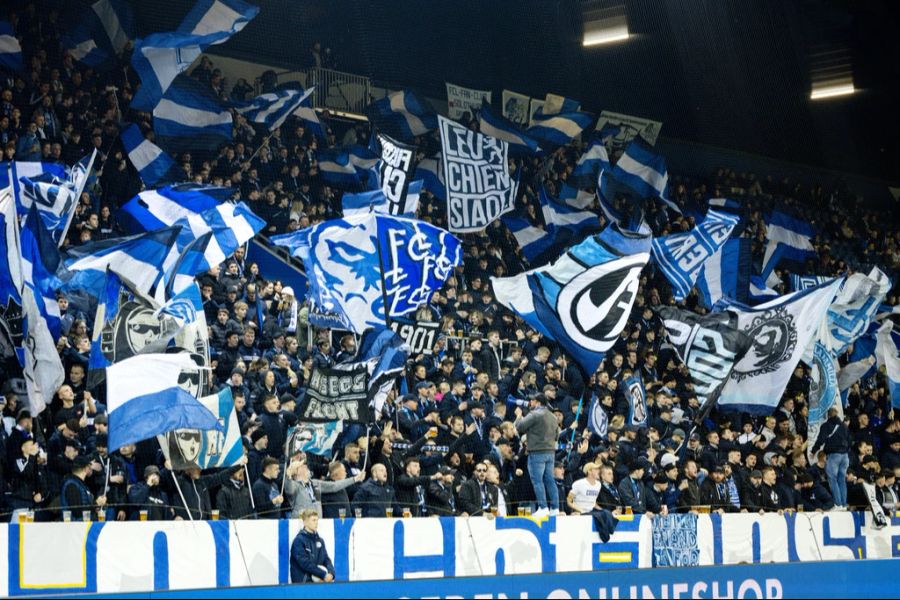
[
  {"left": 286, "top": 421, "right": 343, "bottom": 459},
  {"left": 317, "top": 146, "right": 379, "bottom": 188},
  {"left": 526, "top": 109, "right": 594, "bottom": 147},
  {"left": 236, "top": 88, "right": 313, "bottom": 132},
  {"left": 0, "top": 21, "right": 23, "bottom": 72},
  {"left": 492, "top": 222, "right": 652, "bottom": 375},
  {"left": 152, "top": 76, "right": 233, "bottom": 154},
  {"left": 625, "top": 374, "right": 648, "bottom": 428},
  {"left": 414, "top": 155, "right": 445, "bottom": 200},
  {"left": 651, "top": 209, "right": 739, "bottom": 302},
  {"left": 271, "top": 213, "right": 462, "bottom": 333},
  {"left": 838, "top": 325, "right": 878, "bottom": 394},
  {"left": 876, "top": 323, "right": 900, "bottom": 409},
  {"left": 821, "top": 268, "right": 891, "bottom": 356},
  {"left": 501, "top": 214, "right": 556, "bottom": 265},
  {"left": 477, "top": 101, "right": 541, "bottom": 157},
  {"left": 571, "top": 136, "right": 611, "bottom": 188},
  {"left": 121, "top": 124, "right": 185, "bottom": 187},
  {"left": 106, "top": 353, "right": 222, "bottom": 453},
  {"left": 62, "top": 227, "right": 182, "bottom": 298},
  {"left": 789, "top": 274, "right": 831, "bottom": 292},
  {"left": 761, "top": 211, "right": 816, "bottom": 279},
  {"left": 806, "top": 342, "right": 840, "bottom": 462},
  {"left": 696, "top": 238, "right": 752, "bottom": 309},
  {"left": 365, "top": 90, "right": 438, "bottom": 141},
  {"left": 161, "top": 386, "right": 243, "bottom": 470},
  {"left": 62, "top": 0, "right": 134, "bottom": 69},
  {"left": 20, "top": 204, "right": 63, "bottom": 340},
  {"left": 610, "top": 137, "right": 681, "bottom": 213},
  {"left": 748, "top": 275, "right": 780, "bottom": 304},
  {"left": 117, "top": 183, "right": 231, "bottom": 233},
  {"left": 587, "top": 393, "right": 609, "bottom": 438}
]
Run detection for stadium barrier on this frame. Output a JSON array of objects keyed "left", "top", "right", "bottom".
[{"left": 2, "top": 512, "right": 897, "bottom": 596}]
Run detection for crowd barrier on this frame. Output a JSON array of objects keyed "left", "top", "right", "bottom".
[{"left": 2, "top": 511, "right": 898, "bottom": 596}]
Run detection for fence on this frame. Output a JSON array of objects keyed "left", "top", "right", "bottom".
[{"left": 252, "top": 67, "right": 371, "bottom": 116}]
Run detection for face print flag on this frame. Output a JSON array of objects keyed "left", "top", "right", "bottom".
[
  {"left": 159, "top": 387, "right": 243, "bottom": 470},
  {"left": 271, "top": 213, "right": 461, "bottom": 333}
]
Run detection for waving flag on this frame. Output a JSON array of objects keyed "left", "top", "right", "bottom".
[
  {"left": 17, "top": 151, "right": 96, "bottom": 244},
  {"left": 651, "top": 209, "right": 739, "bottom": 302},
  {"left": 502, "top": 214, "right": 556, "bottom": 266},
  {"left": 152, "top": 76, "right": 233, "bottom": 154},
  {"left": 789, "top": 274, "right": 831, "bottom": 292},
  {"left": 477, "top": 101, "right": 541, "bottom": 157},
  {"left": 236, "top": 88, "right": 313, "bottom": 131},
  {"left": 696, "top": 238, "right": 752, "bottom": 309},
  {"left": 540, "top": 187, "right": 600, "bottom": 235},
  {"left": 62, "top": 0, "right": 133, "bottom": 69},
  {"left": 177, "top": 0, "right": 259, "bottom": 37},
  {"left": 272, "top": 214, "right": 461, "bottom": 333},
  {"left": 106, "top": 353, "right": 221, "bottom": 452},
  {"left": 118, "top": 183, "right": 231, "bottom": 233},
  {"left": 714, "top": 279, "right": 842, "bottom": 414},
  {"left": 876, "top": 322, "right": 900, "bottom": 409},
  {"left": 317, "top": 146, "right": 379, "bottom": 189},
  {"left": 526, "top": 109, "right": 594, "bottom": 147},
  {"left": 558, "top": 182, "right": 595, "bottom": 210},
  {"left": 286, "top": 422, "right": 343, "bottom": 459},
  {"left": 0, "top": 161, "right": 67, "bottom": 211},
  {"left": 121, "top": 124, "right": 185, "bottom": 187},
  {"left": 20, "top": 204, "right": 64, "bottom": 340},
  {"left": 160, "top": 387, "right": 243, "bottom": 470},
  {"left": 342, "top": 181, "right": 422, "bottom": 218},
  {"left": 492, "top": 222, "right": 652, "bottom": 375},
  {"left": 761, "top": 211, "right": 816, "bottom": 279},
  {"left": 587, "top": 394, "right": 608, "bottom": 438},
  {"left": 0, "top": 21, "right": 23, "bottom": 72},
  {"left": 838, "top": 326, "right": 877, "bottom": 394},
  {"left": 366, "top": 90, "right": 438, "bottom": 141},
  {"left": 414, "top": 155, "right": 445, "bottom": 200},
  {"left": 0, "top": 187, "right": 24, "bottom": 367},
  {"left": 293, "top": 91, "right": 327, "bottom": 140},
  {"left": 168, "top": 201, "right": 264, "bottom": 272},
  {"left": 570, "top": 137, "right": 611, "bottom": 189},
  {"left": 806, "top": 342, "right": 841, "bottom": 463},
  {"left": 819, "top": 268, "right": 890, "bottom": 356},
  {"left": 610, "top": 137, "right": 680, "bottom": 213},
  {"left": 624, "top": 374, "right": 648, "bottom": 428}
]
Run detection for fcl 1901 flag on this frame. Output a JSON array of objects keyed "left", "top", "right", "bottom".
[
  {"left": 714, "top": 278, "right": 842, "bottom": 414},
  {"left": 492, "top": 222, "right": 652, "bottom": 375},
  {"left": 439, "top": 115, "right": 516, "bottom": 233},
  {"left": 658, "top": 307, "right": 753, "bottom": 420}
]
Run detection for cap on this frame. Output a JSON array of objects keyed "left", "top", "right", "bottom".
[
  {"left": 750, "top": 469, "right": 763, "bottom": 479},
  {"left": 438, "top": 465, "right": 455, "bottom": 475},
  {"left": 282, "top": 286, "right": 295, "bottom": 297},
  {"left": 660, "top": 453, "right": 679, "bottom": 468},
  {"left": 415, "top": 381, "right": 434, "bottom": 390},
  {"left": 496, "top": 437, "right": 511, "bottom": 446},
  {"left": 423, "top": 405, "right": 439, "bottom": 416},
  {"left": 95, "top": 433, "right": 108, "bottom": 448},
  {"left": 689, "top": 432, "right": 701, "bottom": 441},
  {"left": 72, "top": 455, "right": 93, "bottom": 470},
  {"left": 654, "top": 473, "right": 669, "bottom": 485},
  {"left": 16, "top": 409, "right": 31, "bottom": 421},
  {"left": 93, "top": 413, "right": 108, "bottom": 425},
  {"left": 144, "top": 465, "right": 161, "bottom": 478},
  {"left": 468, "top": 400, "right": 484, "bottom": 411},
  {"left": 629, "top": 459, "right": 647, "bottom": 472},
  {"left": 672, "top": 428, "right": 686, "bottom": 439},
  {"left": 227, "top": 285, "right": 239, "bottom": 294},
  {"left": 712, "top": 464, "right": 725, "bottom": 473},
  {"left": 251, "top": 429, "right": 268, "bottom": 444}
]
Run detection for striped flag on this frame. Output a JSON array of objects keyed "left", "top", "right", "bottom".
[
  {"left": 236, "top": 88, "right": 313, "bottom": 131},
  {"left": 121, "top": 124, "right": 185, "bottom": 187},
  {"left": 62, "top": 0, "right": 134, "bottom": 69},
  {"left": 0, "top": 21, "right": 23, "bottom": 72},
  {"left": 477, "top": 101, "right": 541, "bottom": 156},
  {"left": 152, "top": 76, "right": 233, "bottom": 154}
]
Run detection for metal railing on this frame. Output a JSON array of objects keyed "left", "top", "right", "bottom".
[{"left": 254, "top": 67, "right": 371, "bottom": 115}]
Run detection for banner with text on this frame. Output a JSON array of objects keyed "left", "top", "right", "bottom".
[
  {"left": 299, "top": 365, "right": 370, "bottom": 422},
  {"left": 446, "top": 83, "right": 492, "bottom": 120},
  {"left": 390, "top": 320, "right": 440, "bottom": 356},
  {"left": 375, "top": 132, "right": 417, "bottom": 215},
  {"left": 439, "top": 115, "right": 515, "bottom": 233}
]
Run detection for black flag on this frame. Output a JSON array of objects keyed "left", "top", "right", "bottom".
[
  {"left": 658, "top": 307, "right": 753, "bottom": 422},
  {"left": 298, "top": 364, "right": 371, "bottom": 423}
]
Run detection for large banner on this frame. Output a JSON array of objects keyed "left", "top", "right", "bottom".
[
  {"left": 501, "top": 90, "right": 531, "bottom": 126},
  {"left": 300, "top": 365, "right": 370, "bottom": 422},
  {"left": 158, "top": 387, "right": 243, "bottom": 470},
  {"left": 390, "top": 319, "right": 440, "bottom": 356},
  {"left": 439, "top": 115, "right": 516, "bottom": 233},
  {"left": 595, "top": 110, "right": 663, "bottom": 158},
  {"left": 375, "top": 132, "right": 417, "bottom": 215},
  {"left": 446, "top": 83, "right": 492, "bottom": 120}
]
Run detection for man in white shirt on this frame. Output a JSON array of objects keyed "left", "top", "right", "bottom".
[{"left": 567, "top": 462, "right": 602, "bottom": 514}]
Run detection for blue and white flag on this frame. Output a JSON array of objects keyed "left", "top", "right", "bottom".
[
  {"left": 352, "top": 327, "right": 410, "bottom": 415},
  {"left": 152, "top": 76, "right": 233, "bottom": 154},
  {"left": 366, "top": 90, "right": 438, "bottom": 141},
  {"left": 62, "top": 227, "right": 181, "bottom": 298},
  {"left": 317, "top": 146, "right": 379, "bottom": 189},
  {"left": 789, "top": 274, "right": 831, "bottom": 292},
  {"left": 177, "top": 0, "right": 259, "bottom": 37},
  {"left": 748, "top": 275, "right": 780, "bottom": 304},
  {"left": 63, "top": 0, "right": 134, "bottom": 69},
  {"left": 540, "top": 94, "right": 581, "bottom": 115},
  {"left": 117, "top": 183, "right": 230, "bottom": 233},
  {"left": 414, "top": 155, "right": 445, "bottom": 200},
  {"left": 526, "top": 109, "right": 594, "bottom": 147},
  {"left": 696, "top": 238, "right": 752, "bottom": 309},
  {"left": 286, "top": 421, "right": 343, "bottom": 459},
  {"left": 501, "top": 214, "right": 556, "bottom": 266},
  {"left": 540, "top": 186, "right": 599, "bottom": 233},
  {"left": 875, "top": 322, "right": 900, "bottom": 409},
  {"left": 0, "top": 161, "right": 67, "bottom": 211},
  {"left": 477, "top": 101, "right": 541, "bottom": 157},
  {"left": 838, "top": 325, "right": 877, "bottom": 392},
  {"left": 571, "top": 137, "right": 611, "bottom": 189},
  {"left": 0, "top": 187, "right": 24, "bottom": 366},
  {"left": 0, "top": 21, "right": 24, "bottom": 72},
  {"left": 806, "top": 342, "right": 841, "bottom": 463},
  {"left": 292, "top": 90, "right": 327, "bottom": 140},
  {"left": 272, "top": 213, "right": 462, "bottom": 333},
  {"left": 624, "top": 374, "right": 648, "bottom": 428},
  {"left": 236, "top": 88, "right": 313, "bottom": 132},
  {"left": 715, "top": 279, "right": 843, "bottom": 414},
  {"left": 558, "top": 182, "right": 595, "bottom": 210},
  {"left": 611, "top": 137, "right": 680, "bottom": 212},
  {"left": 121, "top": 124, "right": 184, "bottom": 187},
  {"left": 587, "top": 393, "right": 609, "bottom": 438},
  {"left": 651, "top": 209, "right": 739, "bottom": 302},
  {"left": 106, "top": 353, "right": 221, "bottom": 453},
  {"left": 20, "top": 204, "right": 63, "bottom": 340},
  {"left": 818, "top": 268, "right": 889, "bottom": 356},
  {"left": 492, "top": 222, "right": 652, "bottom": 375},
  {"left": 761, "top": 211, "right": 816, "bottom": 279},
  {"left": 160, "top": 232, "right": 215, "bottom": 300},
  {"left": 160, "top": 386, "right": 243, "bottom": 470},
  {"left": 17, "top": 151, "right": 96, "bottom": 244},
  {"left": 342, "top": 181, "right": 422, "bottom": 218}
]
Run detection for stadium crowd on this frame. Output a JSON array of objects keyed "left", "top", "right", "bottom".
[{"left": 1, "top": 3, "right": 899, "bottom": 524}]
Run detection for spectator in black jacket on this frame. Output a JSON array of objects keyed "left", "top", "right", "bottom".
[
  {"left": 811, "top": 407, "right": 851, "bottom": 509},
  {"left": 395, "top": 457, "right": 443, "bottom": 516},
  {"left": 7, "top": 438, "right": 46, "bottom": 520},
  {"left": 216, "top": 464, "right": 255, "bottom": 520},
  {"left": 290, "top": 509, "right": 335, "bottom": 583},
  {"left": 597, "top": 464, "right": 624, "bottom": 510},
  {"left": 760, "top": 466, "right": 783, "bottom": 513},
  {"left": 127, "top": 466, "right": 172, "bottom": 520},
  {"left": 700, "top": 465, "right": 735, "bottom": 512},
  {"left": 252, "top": 457, "right": 285, "bottom": 519},
  {"left": 676, "top": 459, "right": 702, "bottom": 513},
  {"left": 797, "top": 472, "right": 834, "bottom": 511},
  {"left": 427, "top": 466, "right": 459, "bottom": 516},
  {"left": 618, "top": 460, "right": 650, "bottom": 514},
  {"left": 458, "top": 462, "right": 498, "bottom": 516},
  {"left": 352, "top": 463, "right": 395, "bottom": 518},
  {"left": 168, "top": 455, "right": 247, "bottom": 520},
  {"left": 258, "top": 394, "right": 298, "bottom": 459}
]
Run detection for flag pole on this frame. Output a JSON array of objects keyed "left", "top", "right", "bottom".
[
  {"left": 565, "top": 393, "right": 585, "bottom": 462},
  {"left": 171, "top": 471, "right": 195, "bottom": 522},
  {"left": 245, "top": 463, "right": 256, "bottom": 511},
  {"left": 373, "top": 216, "right": 393, "bottom": 329}
]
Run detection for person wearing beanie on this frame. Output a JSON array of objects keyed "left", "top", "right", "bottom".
[{"left": 127, "top": 465, "right": 172, "bottom": 521}]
